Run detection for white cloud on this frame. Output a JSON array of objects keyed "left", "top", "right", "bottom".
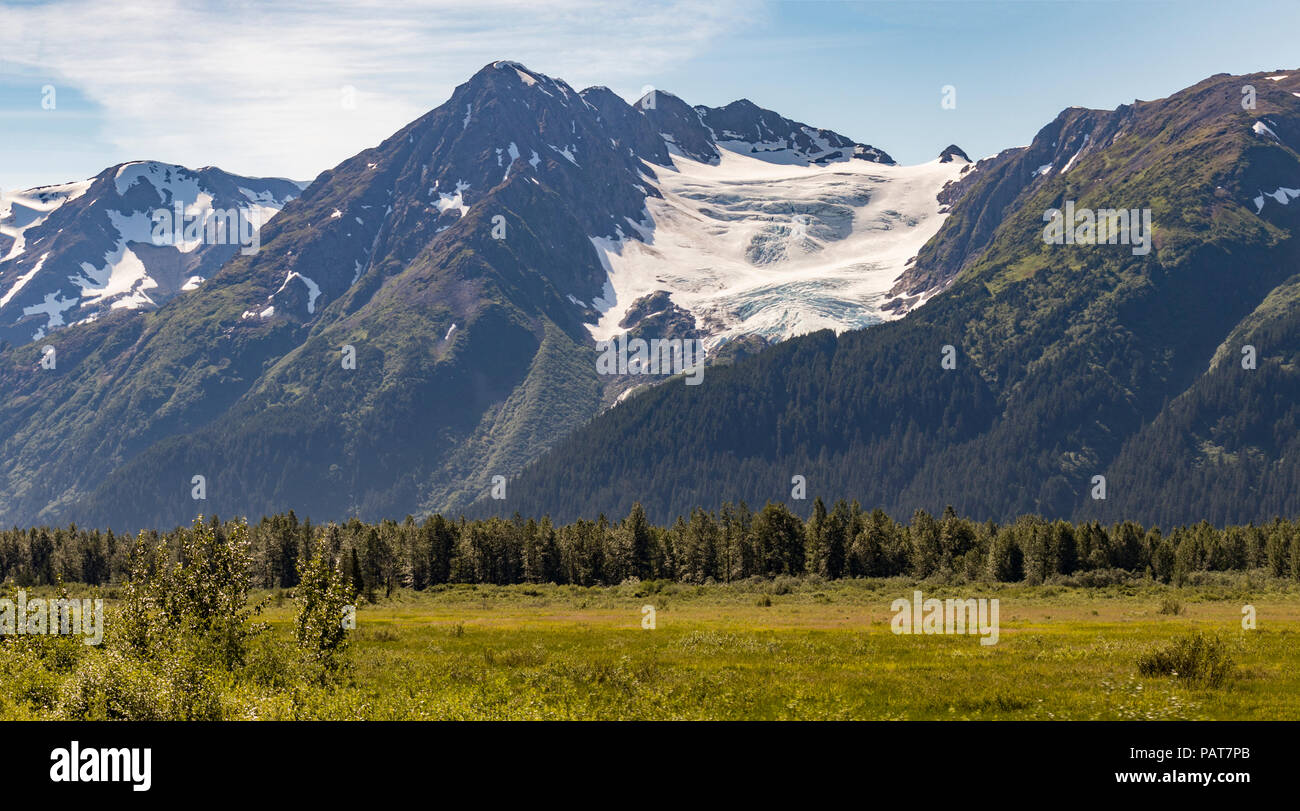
[{"left": 0, "top": 0, "right": 756, "bottom": 182}]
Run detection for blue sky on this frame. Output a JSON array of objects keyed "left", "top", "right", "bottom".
[{"left": 1, "top": 0, "right": 1297, "bottom": 190}]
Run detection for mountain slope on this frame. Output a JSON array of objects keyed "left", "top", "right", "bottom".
[
  {"left": 0, "top": 60, "right": 940, "bottom": 529},
  {"left": 1, "top": 61, "right": 650, "bottom": 527},
  {"left": 489, "top": 69, "right": 1300, "bottom": 527},
  {"left": 694, "top": 97, "right": 895, "bottom": 166},
  {"left": 0, "top": 164, "right": 301, "bottom": 345}
]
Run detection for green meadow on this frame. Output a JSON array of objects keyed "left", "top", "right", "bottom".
[
  {"left": 4, "top": 574, "right": 1298, "bottom": 720},
  {"left": 269, "top": 576, "right": 1300, "bottom": 720}
]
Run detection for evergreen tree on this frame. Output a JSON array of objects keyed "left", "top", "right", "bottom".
[
  {"left": 824, "top": 501, "right": 850, "bottom": 580},
  {"left": 622, "top": 503, "right": 654, "bottom": 581},
  {"left": 986, "top": 526, "right": 1023, "bottom": 582},
  {"left": 805, "top": 498, "right": 829, "bottom": 578},
  {"left": 910, "top": 509, "right": 942, "bottom": 579}
]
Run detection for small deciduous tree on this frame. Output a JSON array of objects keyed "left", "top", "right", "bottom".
[{"left": 294, "top": 535, "right": 356, "bottom": 682}]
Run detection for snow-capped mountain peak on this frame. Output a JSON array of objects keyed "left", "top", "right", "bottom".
[
  {"left": 0, "top": 163, "right": 302, "bottom": 344},
  {"left": 696, "top": 99, "right": 896, "bottom": 167}
]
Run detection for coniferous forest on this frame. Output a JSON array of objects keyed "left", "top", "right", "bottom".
[{"left": 8, "top": 501, "right": 1300, "bottom": 591}]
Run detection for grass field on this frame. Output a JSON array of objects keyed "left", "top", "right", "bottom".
[
  {"left": 4, "top": 573, "right": 1298, "bottom": 720},
  {"left": 256, "top": 574, "right": 1300, "bottom": 720}
]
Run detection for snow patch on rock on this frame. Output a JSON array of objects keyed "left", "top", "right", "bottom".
[{"left": 584, "top": 149, "right": 966, "bottom": 350}]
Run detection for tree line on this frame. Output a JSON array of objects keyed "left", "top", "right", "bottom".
[{"left": 4, "top": 499, "right": 1299, "bottom": 592}]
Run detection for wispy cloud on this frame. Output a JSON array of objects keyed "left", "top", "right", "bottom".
[{"left": 0, "top": 0, "right": 757, "bottom": 182}]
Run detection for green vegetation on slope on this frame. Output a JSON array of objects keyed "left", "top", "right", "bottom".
[{"left": 496, "top": 70, "right": 1300, "bottom": 527}]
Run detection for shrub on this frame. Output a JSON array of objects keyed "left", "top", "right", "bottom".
[
  {"left": 294, "top": 539, "right": 356, "bottom": 683},
  {"left": 241, "top": 633, "right": 299, "bottom": 689},
  {"left": 122, "top": 517, "right": 264, "bottom": 670},
  {"left": 57, "top": 650, "right": 168, "bottom": 720},
  {"left": 159, "top": 650, "right": 225, "bottom": 720},
  {"left": 9, "top": 658, "right": 61, "bottom": 712},
  {"left": 767, "top": 576, "right": 796, "bottom": 595},
  {"left": 1064, "top": 568, "right": 1138, "bottom": 588},
  {"left": 53, "top": 517, "right": 278, "bottom": 720},
  {"left": 1137, "top": 633, "right": 1236, "bottom": 687},
  {"left": 1157, "top": 597, "right": 1183, "bottom": 615},
  {"left": 57, "top": 646, "right": 225, "bottom": 721}
]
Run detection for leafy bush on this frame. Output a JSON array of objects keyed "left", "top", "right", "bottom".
[
  {"left": 57, "top": 650, "right": 168, "bottom": 720},
  {"left": 767, "top": 576, "right": 796, "bottom": 596},
  {"left": 1157, "top": 596, "right": 1183, "bottom": 615},
  {"left": 32, "top": 518, "right": 358, "bottom": 719},
  {"left": 241, "top": 633, "right": 299, "bottom": 689},
  {"left": 1054, "top": 568, "right": 1139, "bottom": 588},
  {"left": 1137, "top": 633, "right": 1236, "bottom": 687},
  {"left": 294, "top": 539, "right": 356, "bottom": 683},
  {"left": 121, "top": 517, "right": 264, "bottom": 670},
  {"left": 10, "top": 658, "right": 61, "bottom": 712}
]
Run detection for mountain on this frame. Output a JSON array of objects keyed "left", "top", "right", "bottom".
[
  {"left": 594, "top": 87, "right": 929, "bottom": 349},
  {"left": 587, "top": 142, "right": 966, "bottom": 349},
  {"left": 488, "top": 69, "right": 1300, "bottom": 528},
  {"left": 0, "top": 60, "right": 942, "bottom": 529},
  {"left": 691, "top": 97, "right": 895, "bottom": 166},
  {"left": 0, "top": 163, "right": 302, "bottom": 346}
]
